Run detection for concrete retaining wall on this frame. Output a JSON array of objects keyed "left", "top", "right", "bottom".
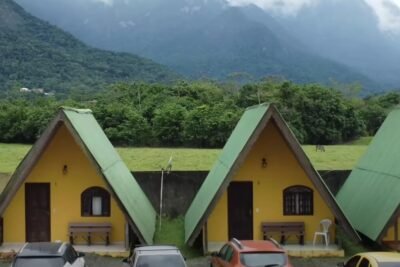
[{"left": 132, "top": 170, "right": 351, "bottom": 217}]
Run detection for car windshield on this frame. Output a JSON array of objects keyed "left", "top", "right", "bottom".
[
  {"left": 136, "top": 254, "right": 186, "bottom": 267},
  {"left": 379, "top": 263, "right": 400, "bottom": 267},
  {"left": 14, "top": 257, "right": 65, "bottom": 267},
  {"left": 240, "top": 252, "right": 286, "bottom": 267}
]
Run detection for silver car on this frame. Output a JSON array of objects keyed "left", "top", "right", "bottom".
[
  {"left": 123, "top": 245, "right": 187, "bottom": 267},
  {"left": 11, "top": 242, "right": 86, "bottom": 267}
]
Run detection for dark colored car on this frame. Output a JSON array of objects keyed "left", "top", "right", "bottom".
[
  {"left": 122, "top": 245, "right": 187, "bottom": 267},
  {"left": 210, "top": 238, "right": 293, "bottom": 267},
  {"left": 11, "top": 242, "right": 86, "bottom": 267}
]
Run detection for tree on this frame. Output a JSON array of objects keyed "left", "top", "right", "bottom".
[
  {"left": 94, "top": 104, "right": 152, "bottom": 146},
  {"left": 152, "top": 103, "right": 187, "bottom": 146},
  {"left": 183, "top": 103, "right": 241, "bottom": 148},
  {"left": 300, "top": 85, "right": 346, "bottom": 144},
  {"left": 359, "top": 104, "right": 386, "bottom": 135}
]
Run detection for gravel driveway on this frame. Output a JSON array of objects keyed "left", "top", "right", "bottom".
[
  {"left": 0, "top": 254, "right": 345, "bottom": 267},
  {"left": 186, "top": 256, "right": 344, "bottom": 267}
]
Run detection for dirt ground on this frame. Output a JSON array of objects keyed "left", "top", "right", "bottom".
[{"left": 0, "top": 254, "right": 345, "bottom": 267}]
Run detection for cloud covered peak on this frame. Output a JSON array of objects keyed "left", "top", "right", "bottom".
[
  {"left": 226, "top": 0, "right": 318, "bottom": 16},
  {"left": 90, "top": 0, "right": 114, "bottom": 6}
]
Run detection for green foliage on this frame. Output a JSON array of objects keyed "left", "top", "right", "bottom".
[
  {"left": 94, "top": 104, "right": 152, "bottom": 146},
  {"left": 336, "top": 225, "right": 368, "bottom": 256},
  {"left": 152, "top": 103, "right": 187, "bottom": 146},
  {"left": 0, "top": 79, "right": 398, "bottom": 148},
  {"left": 183, "top": 103, "right": 241, "bottom": 147},
  {"left": 0, "top": 98, "right": 57, "bottom": 143}
]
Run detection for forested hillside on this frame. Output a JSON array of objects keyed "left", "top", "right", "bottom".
[
  {"left": 0, "top": 80, "right": 398, "bottom": 147},
  {"left": 0, "top": 0, "right": 178, "bottom": 93},
  {"left": 14, "top": 0, "right": 380, "bottom": 90}
]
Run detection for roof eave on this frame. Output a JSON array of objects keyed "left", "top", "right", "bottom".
[
  {"left": 376, "top": 204, "right": 400, "bottom": 242},
  {"left": 186, "top": 104, "right": 360, "bottom": 245},
  {"left": 0, "top": 113, "right": 63, "bottom": 215},
  {"left": 60, "top": 112, "right": 151, "bottom": 244},
  {"left": 186, "top": 105, "right": 274, "bottom": 245},
  {"left": 271, "top": 107, "right": 361, "bottom": 242}
]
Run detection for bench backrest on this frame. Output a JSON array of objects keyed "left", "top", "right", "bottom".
[
  {"left": 68, "top": 222, "right": 112, "bottom": 232},
  {"left": 262, "top": 222, "right": 304, "bottom": 232}
]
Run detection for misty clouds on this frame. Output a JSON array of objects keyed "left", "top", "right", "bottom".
[
  {"left": 57, "top": 0, "right": 400, "bottom": 33},
  {"left": 228, "top": 0, "right": 400, "bottom": 33},
  {"left": 227, "top": 0, "right": 317, "bottom": 16},
  {"left": 366, "top": 0, "right": 400, "bottom": 33}
]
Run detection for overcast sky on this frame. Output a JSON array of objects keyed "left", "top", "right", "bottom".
[
  {"left": 91, "top": 0, "right": 400, "bottom": 33},
  {"left": 228, "top": 0, "right": 400, "bottom": 33}
]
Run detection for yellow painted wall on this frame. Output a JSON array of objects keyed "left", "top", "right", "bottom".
[
  {"left": 383, "top": 217, "right": 399, "bottom": 241},
  {"left": 207, "top": 120, "right": 334, "bottom": 244},
  {"left": 3, "top": 124, "right": 126, "bottom": 244}
]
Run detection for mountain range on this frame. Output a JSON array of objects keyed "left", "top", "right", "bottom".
[
  {"left": 275, "top": 0, "right": 400, "bottom": 89},
  {"left": 0, "top": 0, "right": 178, "bottom": 93},
  {"left": 13, "top": 0, "right": 383, "bottom": 91}
]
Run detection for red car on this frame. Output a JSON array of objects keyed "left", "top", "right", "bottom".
[{"left": 210, "top": 239, "right": 293, "bottom": 267}]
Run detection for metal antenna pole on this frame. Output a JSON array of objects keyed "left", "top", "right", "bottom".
[
  {"left": 159, "top": 168, "right": 164, "bottom": 230},
  {"left": 159, "top": 156, "right": 172, "bottom": 231}
]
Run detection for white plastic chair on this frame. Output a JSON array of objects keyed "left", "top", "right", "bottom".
[{"left": 313, "top": 219, "right": 332, "bottom": 246}]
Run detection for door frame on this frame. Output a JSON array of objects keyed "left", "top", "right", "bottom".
[
  {"left": 227, "top": 181, "right": 253, "bottom": 240},
  {"left": 25, "top": 183, "right": 51, "bottom": 242}
]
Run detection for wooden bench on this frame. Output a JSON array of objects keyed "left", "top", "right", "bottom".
[
  {"left": 68, "top": 222, "right": 111, "bottom": 246},
  {"left": 261, "top": 222, "right": 305, "bottom": 245}
]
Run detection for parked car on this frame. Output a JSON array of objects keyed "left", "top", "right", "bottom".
[
  {"left": 11, "top": 242, "right": 86, "bottom": 267},
  {"left": 210, "top": 238, "right": 293, "bottom": 267},
  {"left": 338, "top": 252, "right": 400, "bottom": 267},
  {"left": 122, "top": 245, "right": 187, "bottom": 267}
]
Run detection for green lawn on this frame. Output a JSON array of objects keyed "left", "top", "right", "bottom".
[
  {"left": 0, "top": 143, "right": 367, "bottom": 193},
  {"left": 345, "top": 136, "right": 373, "bottom": 146},
  {"left": 0, "top": 143, "right": 367, "bottom": 175},
  {"left": 302, "top": 145, "right": 366, "bottom": 170}
]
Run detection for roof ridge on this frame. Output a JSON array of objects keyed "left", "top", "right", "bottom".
[
  {"left": 356, "top": 166, "right": 400, "bottom": 180},
  {"left": 60, "top": 106, "right": 92, "bottom": 114},
  {"left": 245, "top": 102, "right": 270, "bottom": 111}
]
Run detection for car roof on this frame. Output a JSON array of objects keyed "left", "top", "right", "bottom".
[
  {"left": 134, "top": 245, "right": 182, "bottom": 255},
  {"left": 231, "top": 240, "right": 284, "bottom": 253},
  {"left": 359, "top": 252, "right": 400, "bottom": 262},
  {"left": 17, "top": 242, "right": 67, "bottom": 258}
]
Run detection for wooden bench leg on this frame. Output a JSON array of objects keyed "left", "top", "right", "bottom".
[
  {"left": 106, "top": 232, "right": 110, "bottom": 246},
  {"left": 300, "top": 234, "right": 304, "bottom": 245},
  {"left": 88, "top": 232, "right": 91, "bottom": 246},
  {"left": 69, "top": 233, "right": 74, "bottom": 245},
  {"left": 280, "top": 234, "right": 286, "bottom": 245}
]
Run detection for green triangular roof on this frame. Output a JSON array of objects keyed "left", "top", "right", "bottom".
[
  {"left": 0, "top": 107, "right": 156, "bottom": 244},
  {"left": 184, "top": 103, "right": 359, "bottom": 245},
  {"left": 337, "top": 109, "right": 400, "bottom": 241}
]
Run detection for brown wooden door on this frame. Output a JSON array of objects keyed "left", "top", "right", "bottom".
[
  {"left": 228, "top": 181, "right": 253, "bottom": 240},
  {"left": 25, "top": 183, "right": 50, "bottom": 242}
]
